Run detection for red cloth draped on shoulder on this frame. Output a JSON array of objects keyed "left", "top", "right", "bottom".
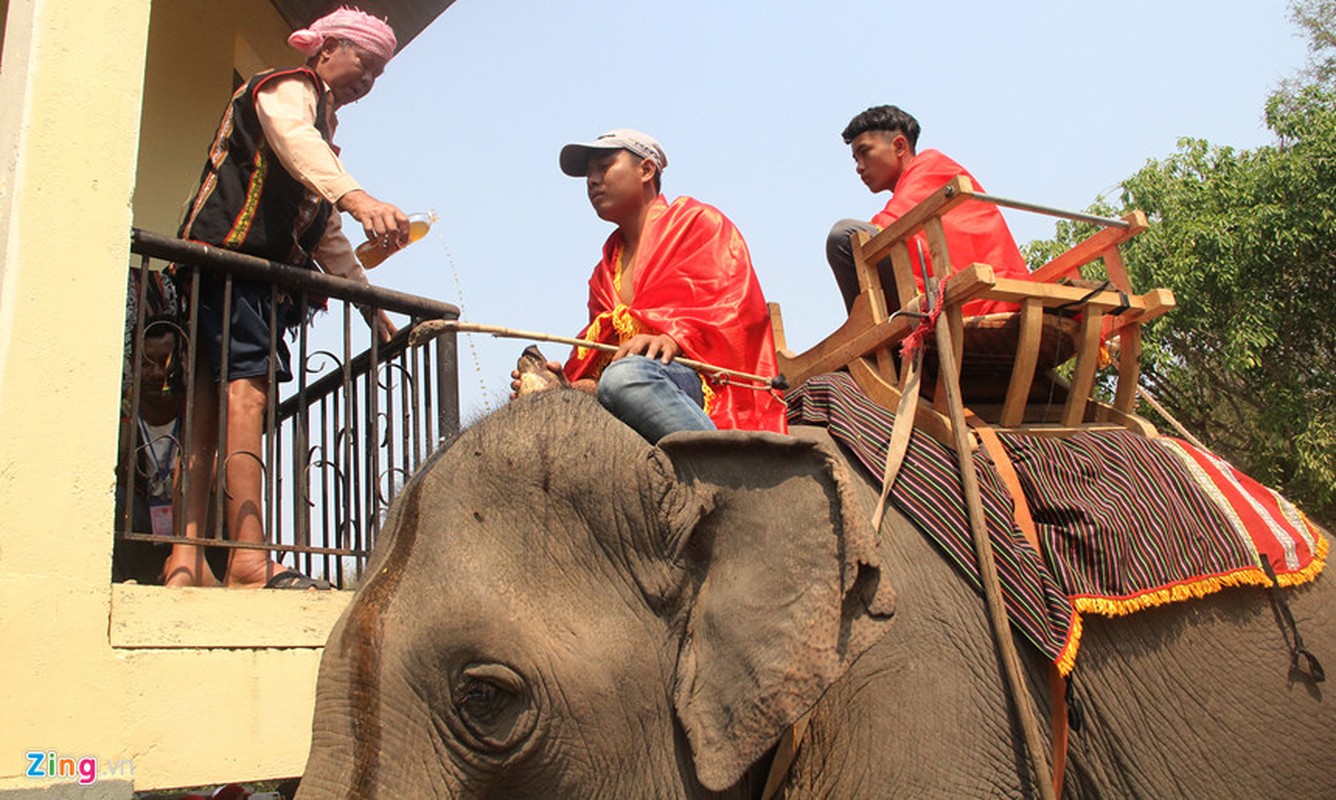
[
  {"left": 872, "top": 149, "right": 1030, "bottom": 316},
  {"left": 563, "top": 195, "right": 788, "bottom": 433}
]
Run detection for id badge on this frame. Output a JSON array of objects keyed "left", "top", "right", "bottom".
[{"left": 149, "top": 500, "right": 174, "bottom": 537}]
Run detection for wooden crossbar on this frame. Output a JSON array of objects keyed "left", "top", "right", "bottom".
[
  {"left": 772, "top": 263, "right": 997, "bottom": 387},
  {"left": 1029, "top": 211, "right": 1147, "bottom": 285}
]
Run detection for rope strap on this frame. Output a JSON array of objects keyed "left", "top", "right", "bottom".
[
  {"left": 1259, "top": 559, "right": 1326, "bottom": 683},
  {"left": 899, "top": 279, "right": 949, "bottom": 361}
]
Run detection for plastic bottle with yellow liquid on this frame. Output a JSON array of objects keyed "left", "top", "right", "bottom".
[{"left": 355, "top": 211, "right": 436, "bottom": 269}]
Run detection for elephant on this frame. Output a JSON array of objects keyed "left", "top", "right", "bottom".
[{"left": 297, "top": 389, "right": 1335, "bottom": 798}]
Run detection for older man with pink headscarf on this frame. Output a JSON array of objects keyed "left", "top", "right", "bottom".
[{"left": 165, "top": 7, "right": 412, "bottom": 590}]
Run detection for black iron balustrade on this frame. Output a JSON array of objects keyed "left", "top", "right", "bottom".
[{"left": 118, "top": 229, "right": 459, "bottom": 588}]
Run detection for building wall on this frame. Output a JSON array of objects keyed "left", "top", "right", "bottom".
[
  {"left": 133, "top": 0, "right": 296, "bottom": 236},
  {"left": 0, "top": 1, "right": 354, "bottom": 792},
  {"left": 0, "top": 0, "right": 10, "bottom": 65}
]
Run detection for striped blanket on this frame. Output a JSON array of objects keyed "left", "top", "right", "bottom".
[{"left": 787, "top": 372, "right": 1329, "bottom": 673}]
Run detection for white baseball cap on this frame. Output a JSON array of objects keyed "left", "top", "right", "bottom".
[{"left": 559, "top": 128, "right": 668, "bottom": 177}]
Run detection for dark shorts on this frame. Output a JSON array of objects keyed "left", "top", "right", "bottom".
[{"left": 195, "top": 273, "right": 296, "bottom": 384}]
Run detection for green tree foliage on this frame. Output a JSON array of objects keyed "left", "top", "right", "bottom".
[{"left": 1022, "top": 0, "right": 1336, "bottom": 525}]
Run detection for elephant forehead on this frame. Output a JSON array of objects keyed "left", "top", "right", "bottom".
[
  {"left": 385, "top": 497, "right": 676, "bottom": 679},
  {"left": 462, "top": 392, "right": 649, "bottom": 477},
  {"left": 407, "top": 416, "right": 666, "bottom": 558},
  {"left": 421, "top": 431, "right": 643, "bottom": 516},
  {"left": 371, "top": 393, "right": 678, "bottom": 608},
  {"left": 390, "top": 464, "right": 658, "bottom": 607},
  {"left": 417, "top": 494, "right": 627, "bottom": 580}
]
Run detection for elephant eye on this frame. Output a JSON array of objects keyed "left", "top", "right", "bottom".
[
  {"left": 460, "top": 680, "right": 503, "bottom": 718},
  {"left": 452, "top": 663, "right": 535, "bottom": 754}
]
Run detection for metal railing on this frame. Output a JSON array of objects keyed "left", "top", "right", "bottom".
[{"left": 116, "top": 230, "right": 459, "bottom": 588}]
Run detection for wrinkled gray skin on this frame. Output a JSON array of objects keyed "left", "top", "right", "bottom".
[{"left": 298, "top": 391, "right": 1336, "bottom": 798}]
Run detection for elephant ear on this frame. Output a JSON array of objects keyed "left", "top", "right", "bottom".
[{"left": 655, "top": 429, "right": 896, "bottom": 792}]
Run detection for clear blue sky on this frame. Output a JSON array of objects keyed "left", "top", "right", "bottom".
[{"left": 323, "top": 0, "right": 1311, "bottom": 424}]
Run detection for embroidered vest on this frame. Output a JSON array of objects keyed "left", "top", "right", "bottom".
[{"left": 178, "top": 67, "right": 334, "bottom": 270}]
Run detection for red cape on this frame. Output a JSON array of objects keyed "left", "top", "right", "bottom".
[
  {"left": 872, "top": 149, "right": 1030, "bottom": 315},
  {"left": 564, "top": 196, "right": 787, "bottom": 433}
]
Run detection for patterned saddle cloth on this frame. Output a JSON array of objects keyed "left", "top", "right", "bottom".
[{"left": 786, "top": 372, "right": 1329, "bottom": 673}]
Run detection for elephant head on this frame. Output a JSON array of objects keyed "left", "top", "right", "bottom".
[{"left": 298, "top": 391, "right": 895, "bottom": 798}]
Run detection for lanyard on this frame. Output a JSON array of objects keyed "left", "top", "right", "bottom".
[{"left": 137, "top": 416, "right": 180, "bottom": 489}]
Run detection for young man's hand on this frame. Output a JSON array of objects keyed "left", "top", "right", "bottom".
[
  {"left": 338, "top": 189, "right": 409, "bottom": 247},
  {"left": 615, "top": 333, "right": 679, "bottom": 364}
]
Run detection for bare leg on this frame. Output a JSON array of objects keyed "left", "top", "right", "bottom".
[
  {"left": 220, "top": 376, "right": 284, "bottom": 588},
  {"left": 164, "top": 357, "right": 222, "bottom": 588}
]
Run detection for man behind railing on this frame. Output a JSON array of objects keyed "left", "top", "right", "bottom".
[
  {"left": 115, "top": 317, "right": 227, "bottom": 583},
  {"left": 165, "top": 8, "right": 410, "bottom": 589}
]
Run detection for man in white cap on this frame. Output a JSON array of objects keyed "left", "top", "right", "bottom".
[
  {"left": 164, "top": 7, "right": 409, "bottom": 589},
  {"left": 514, "top": 129, "right": 786, "bottom": 443}
]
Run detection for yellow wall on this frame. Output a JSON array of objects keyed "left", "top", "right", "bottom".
[
  {"left": 1, "top": 0, "right": 10, "bottom": 64},
  {"left": 0, "top": 1, "right": 354, "bottom": 793},
  {"left": 133, "top": 0, "right": 294, "bottom": 236}
]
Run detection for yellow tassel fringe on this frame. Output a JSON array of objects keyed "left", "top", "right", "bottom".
[
  {"left": 1052, "top": 530, "right": 1329, "bottom": 676},
  {"left": 611, "top": 305, "right": 644, "bottom": 340},
  {"left": 575, "top": 306, "right": 647, "bottom": 362},
  {"left": 1054, "top": 612, "right": 1084, "bottom": 677},
  {"left": 700, "top": 378, "right": 718, "bottom": 416}
]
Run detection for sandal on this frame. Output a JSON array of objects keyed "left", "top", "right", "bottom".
[{"left": 262, "top": 569, "right": 332, "bottom": 590}]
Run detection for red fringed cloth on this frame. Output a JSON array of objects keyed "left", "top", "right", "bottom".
[
  {"left": 788, "top": 372, "right": 1328, "bottom": 674},
  {"left": 563, "top": 195, "right": 787, "bottom": 433}
]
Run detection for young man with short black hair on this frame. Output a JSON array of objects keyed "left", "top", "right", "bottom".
[{"left": 827, "top": 105, "right": 1030, "bottom": 317}]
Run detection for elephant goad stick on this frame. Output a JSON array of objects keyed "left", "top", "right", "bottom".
[
  {"left": 410, "top": 318, "right": 788, "bottom": 391},
  {"left": 931, "top": 292, "right": 1058, "bottom": 800}
]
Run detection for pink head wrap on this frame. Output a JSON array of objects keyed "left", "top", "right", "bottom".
[{"left": 287, "top": 7, "right": 397, "bottom": 64}]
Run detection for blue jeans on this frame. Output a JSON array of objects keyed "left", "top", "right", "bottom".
[{"left": 597, "top": 356, "right": 716, "bottom": 443}]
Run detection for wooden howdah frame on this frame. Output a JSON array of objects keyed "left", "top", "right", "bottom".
[{"left": 770, "top": 176, "right": 1176, "bottom": 448}]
